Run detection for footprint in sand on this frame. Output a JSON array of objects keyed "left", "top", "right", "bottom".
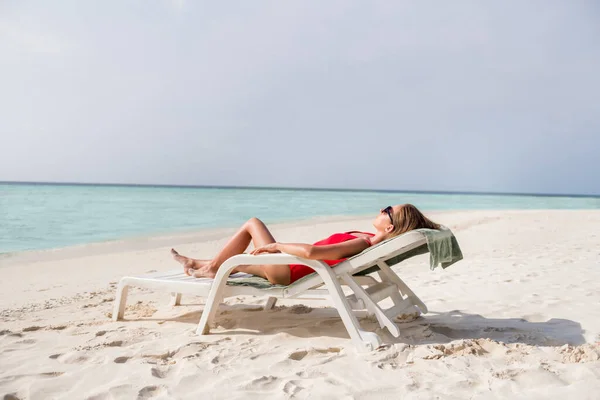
[
  {"left": 57, "top": 351, "right": 89, "bottom": 364},
  {"left": 86, "top": 394, "right": 111, "bottom": 400},
  {"left": 22, "top": 326, "right": 43, "bottom": 332},
  {"left": 215, "top": 318, "right": 235, "bottom": 329},
  {"left": 39, "top": 372, "right": 65, "bottom": 378},
  {"left": 370, "top": 348, "right": 407, "bottom": 370},
  {"left": 2, "top": 372, "right": 64, "bottom": 382},
  {"left": 287, "top": 305, "right": 313, "bottom": 314},
  {"left": 241, "top": 375, "right": 279, "bottom": 391},
  {"left": 283, "top": 380, "right": 304, "bottom": 396},
  {"left": 86, "top": 384, "right": 133, "bottom": 400},
  {"left": 114, "top": 356, "right": 131, "bottom": 364},
  {"left": 376, "top": 361, "right": 399, "bottom": 370},
  {"left": 407, "top": 339, "right": 494, "bottom": 362},
  {"left": 296, "top": 370, "right": 326, "bottom": 379},
  {"left": 150, "top": 367, "right": 172, "bottom": 379},
  {"left": 137, "top": 385, "right": 167, "bottom": 399},
  {"left": 164, "top": 342, "right": 211, "bottom": 361},
  {"left": 49, "top": 325, "right": 67, "bottom": 331},
  {"left": 16, "top": 339, "right": 36, "bottom": 345},
  {"left": 139, "top": 340, "right": 225, "bottom": 367},
  {"left": 492, "top": 368, "right": 524, "bottom": 380},
  {"left": 141, "top": 351, "right": 175, "bottom": 365},
  {"left": 288, "top": 347, "right": 341, "bottom": 361}
]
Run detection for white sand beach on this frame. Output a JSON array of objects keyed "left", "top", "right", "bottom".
[{"left": 1, "top": 210, "right": 600, "bottom": 399}]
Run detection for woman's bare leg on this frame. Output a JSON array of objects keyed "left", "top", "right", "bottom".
[
  {"left": 235, "top": 264, "right": 291, "bottom": 286},
  {"left": 171, "top": 218, "right": 291, "bottom": 284}
]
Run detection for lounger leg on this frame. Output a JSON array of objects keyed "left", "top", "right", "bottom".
[
  {"left": 315, "top": 269, "right": 382, "bottom": 352},
  {"left": 170, "top": 293, "right": 182, "bottom": 306},
  {"left": 264, "top": 297, "right": 277, "bottom": 311},
  {"left": 341, "top": 274, "right": 401, "bottom": 338},
  {"left": 113, "top": 281, "right": 129, "bottom": 321},
  {"left": 377, "top": 262, "right": 428, "bottom": 314},
  {"left": 196, "top": 276, "right": 229, "bottom": 335}
]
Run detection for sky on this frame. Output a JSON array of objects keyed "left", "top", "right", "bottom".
[{"left": 1, "top": 1, "right": 599, "bottom": 195}]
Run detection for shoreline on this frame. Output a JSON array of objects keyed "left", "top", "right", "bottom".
[
  {"left": 0, "top": 213, "right": 363, "bottom": 266},
  {"left": 2, "top": 208, "right": 592, "bottom": 265},
  {"left": 1, "top": 210, "right": 469, "bottom": 266},
  {"left": 0, "top": 209, "right": 600, "bottom": 268},
  {"left": 4, "top": 182, "right": 600, "bottom": 257}
]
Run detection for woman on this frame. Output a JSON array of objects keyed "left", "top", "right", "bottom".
[{"left": 171, "top": 203, "right": 440, "bottom": 285}]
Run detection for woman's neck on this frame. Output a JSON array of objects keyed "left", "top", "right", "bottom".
[{"left": 369, "top": 232, "right": 389, "bottom": 245}]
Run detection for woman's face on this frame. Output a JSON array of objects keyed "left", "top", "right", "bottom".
[{"left": 373, "top": 205, "right": 401, "bottom": 232}]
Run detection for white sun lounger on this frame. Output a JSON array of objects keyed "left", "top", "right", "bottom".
[{"left": 113, "top": 230, "right": 434, "bottom": 352}]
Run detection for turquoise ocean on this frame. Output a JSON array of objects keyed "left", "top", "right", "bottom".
[{"left": 1, "top": 182, "right": 599, "bottom": 254}]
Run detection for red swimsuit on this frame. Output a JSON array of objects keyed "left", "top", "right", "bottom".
[{"left": 288, "top": 231, "right": 375, "bottom": 283}]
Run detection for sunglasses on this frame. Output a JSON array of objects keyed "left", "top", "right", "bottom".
[{"left": 382, "top": 205, "right": 394, "bottom": 224}]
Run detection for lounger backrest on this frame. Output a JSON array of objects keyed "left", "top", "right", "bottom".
[
  {"left": 357, "top": 243, "right": 429, "bottom": 275},
  {"left": 345, "top": 230, "right": 429, "bottom": 269}
]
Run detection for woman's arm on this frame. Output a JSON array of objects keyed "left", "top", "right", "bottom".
[{"left": 251, "top": 238, "right": 370, "bottom": 260}]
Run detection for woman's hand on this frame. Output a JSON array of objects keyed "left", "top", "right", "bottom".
[{"left": 250, "top": 243, "right": 281, "bottom": 255}]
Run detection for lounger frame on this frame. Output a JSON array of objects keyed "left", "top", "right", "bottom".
[{"left": 113, "top": 231, "right": 429, "bottom": 352}]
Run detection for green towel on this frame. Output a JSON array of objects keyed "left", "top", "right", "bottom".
[
  {"left": 356, "top": 226, "right": 463, "bottom": 274},
  {"left": 226, "top": 226, "right": 463, "bottom": 289},
  {"left": 227, "top": 275, "right": 284, "bottom": 289},
  {"left": 415, "top": 226, "right": 464, "bottom": 270}
]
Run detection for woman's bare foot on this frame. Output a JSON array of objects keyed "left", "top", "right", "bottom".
[
  {"left": 170, "top": 248, "right": 190, "bottom": 265},
  {"left": 191, "top": 266, "right": 218, "bottom": 279},
  {"left": 171, "top": 249, "right": 211, "bottom": 276}
]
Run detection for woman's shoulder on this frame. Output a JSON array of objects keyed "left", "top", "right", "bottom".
[
  {"left": 314, "top": 231, "right": 372, "bottom": 246},
  {"left": 344, "top": 231, "right": 374, "bottom": 246},
  {"left": 344, "top": 230, "right": 375, "bottom": 237}
]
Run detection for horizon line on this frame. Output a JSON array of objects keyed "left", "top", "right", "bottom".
[{"left": 1, "top": 180, "right": 599, "bottom": 199}]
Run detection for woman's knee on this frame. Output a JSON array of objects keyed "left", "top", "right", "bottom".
[
  {"left": 245, "top": 217, "right": 267, "bottom": 233},
  {"left": 266, "top": 275, "right": 289, "bottom": 285},
  {"left": 244, "top": 217, "right": 275, "bottom": 246},
  {"left": 245, "top": 217, "right": 263, "bottom": 227},
  {"left": 263, "top": 265, "right": 291, "bottom": 286}
]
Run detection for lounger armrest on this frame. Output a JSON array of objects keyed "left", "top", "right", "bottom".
[{"left": 222, "top": 253, "right": 327, "bottom": 269}]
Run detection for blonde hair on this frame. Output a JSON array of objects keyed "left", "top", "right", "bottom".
[{"left": 389, "top": 204, "right": 440, "bottom": 237}]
